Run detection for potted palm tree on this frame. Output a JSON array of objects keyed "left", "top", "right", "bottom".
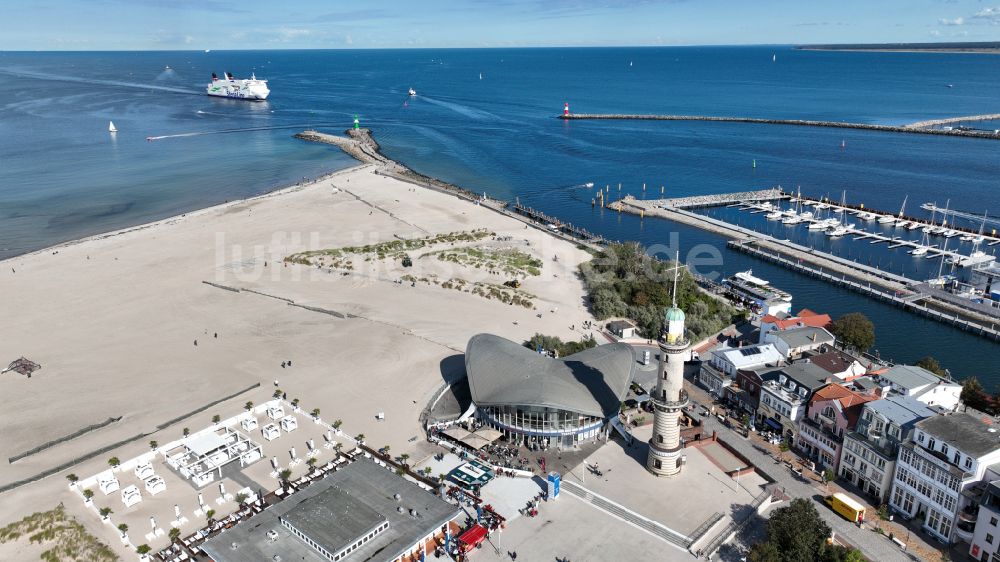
[
  {"left": 279, "top": 469, "right": 293, "bottom": 493},
  {"left": 148, "top": 440, "right": 158, "bottom": 451},
  {"left": 168, "top": 527, "right": 181, "bottom": 544},
  {"left": 117, "top": 523, "right": 129, "bottom": 539},
  {"left": 136, "top": 544, "right": 151, "bottom": 560},
  {"left": 65, "top": 473, "right": 79, "bottom": 488},
  {"left": 244, "top": 401, "right": 254, "bottom": 412},
  {"left": 107, "top": 456, "right": 120, "bottom": 471},
  {"left": 83, "top": 489, "right": 94, "bottom": 504},
  {"left": 99, "top": 507, "right": 113, "bottom": 521}
]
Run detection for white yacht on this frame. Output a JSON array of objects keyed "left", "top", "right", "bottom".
[{"left": 765, "top": 210, "right": 783, "bottom": 220}]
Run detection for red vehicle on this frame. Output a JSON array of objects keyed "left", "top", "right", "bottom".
[{"left": 457, "top": 524, "right": 488, "bottom": 553}]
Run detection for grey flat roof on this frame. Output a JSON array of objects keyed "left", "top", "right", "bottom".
[
  {"left": 865, "top": 395, "right": 937, "bottom": 427},
  {"left": 465, "top": 334, "right": 635, "bottom": 419},
  {"left": 201, "top": 460, "right": 461, "bottom": 562},
  {"left": 917, "top": 413, "right": 1000, "bottom": 458},
  {"left": 284, "top": 486, "right": 386, "bottom": 557},
  {"left": 776, "top": 326, "right": 834, "bottom": 349},
  {"left": 881, "top": 365, "right": 958, "bottom": 390}
]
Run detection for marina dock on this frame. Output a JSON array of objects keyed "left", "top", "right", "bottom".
[
  {"left": 609, "top": 194, "right": 1000, "bottom": 341},
  {"left": 558, "top": 114, "right": 1000, "bottom": 140}
]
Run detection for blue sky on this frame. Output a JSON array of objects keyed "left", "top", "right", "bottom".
[{"left": 3, "top": 0, "right": 1000, "bottom": 50}]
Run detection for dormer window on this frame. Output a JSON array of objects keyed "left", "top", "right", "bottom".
[
  {"left": 798, "top": 387, "right": 807, "bottom": 398},
  {"left": 779, "top": 375, "right": 787, "bottom": 385}
]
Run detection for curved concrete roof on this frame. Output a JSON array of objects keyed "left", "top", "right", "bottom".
[{"left": 465, "top": 334, "right": 636, "bottom": 419}]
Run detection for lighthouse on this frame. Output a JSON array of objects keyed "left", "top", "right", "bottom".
[
  {"left": 646, "top": 253, "right": 690, "bottom": 477},
  {"left": 564, "top": 102, "right": 570, "bottom": 117}
]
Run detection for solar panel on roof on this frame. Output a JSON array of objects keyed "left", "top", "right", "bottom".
[{"left": 739, "top": 347, "right": 762, "bottom": 357}]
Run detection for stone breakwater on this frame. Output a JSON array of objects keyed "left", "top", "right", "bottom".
[
  {"left": 650, "top": 188, "right": 785, "bottom": 209},
  {"left": 558, "top": 114, "right": 1000, "bottom": 140}
]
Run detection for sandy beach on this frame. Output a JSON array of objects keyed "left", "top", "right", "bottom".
[{"left": 0, "top": 160, "right": 597, "bottom": 555}]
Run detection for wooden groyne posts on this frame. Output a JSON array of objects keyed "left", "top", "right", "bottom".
[
  {"left": 558, "top": 114, "right": 1000, "bottom": 140},
  {"left": 512, "top": 202, "right": 609, "bottom": 245}
]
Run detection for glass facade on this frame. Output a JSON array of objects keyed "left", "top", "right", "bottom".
[{"left": 479, "top": 405, "right": 604, "bottom": 444}]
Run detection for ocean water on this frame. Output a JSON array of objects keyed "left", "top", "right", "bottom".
[{"left": 2, "top": 47, "right": 999, "bottom": 380}]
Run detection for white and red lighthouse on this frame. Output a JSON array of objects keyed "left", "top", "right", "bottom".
[{"left": 564, "top": 102, "right": 570, "bottom": 117}]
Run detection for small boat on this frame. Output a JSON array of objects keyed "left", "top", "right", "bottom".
[
  {"left": 877, "top": 215, "right": 896, "bottom": 224},
  {"left": 781, "top": 216, "right": 802, "bottom": 225},
  {"left": 807, "top": 220, "right": 831, "bottom": 230},
  {"left": 479, "top": 72, "right": 483, "bottom": 80},
  {"left": 841, "top": 140, "right": 846, "bottom": 149},
  {"left": 772, "top": 54, "right": 777, "bottom": 63},
  {"left": 765, "top": 211, "right": 783, "bottom": 220},
  {"left": 909, "top": 246, "right": 929, "bottom": 256},
  {"left": 826, "top": 226, "right": 849, "bottom": 238},
  {"left": 815, "top": 203, "right": 829, "bottom": 210},
  {"left": 943, "top": 230, "right": 960, "bottom": 238},
  {"left": 960, "top": 234, "right": 975, "bottom": 242},
  {"left": 799, "top": 211, "right": 813, "bottom": 220},
  {"left": 907, "top": 222, "right": 922, "bottom": 230},
  {"left": 108, "top": 121, "right": 117, "bottom": 133},
  {"left": 165, "top": 65, "right": 171, "bottom": 70},
  {"left": 408, "top": 87, "right": 416, "bottom": 96}
]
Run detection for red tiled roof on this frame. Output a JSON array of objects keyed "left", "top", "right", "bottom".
[
  {"left": 761, "top": 309, "right": 832, "bottom": 331},
  {"left": 810, "top": 384, "right": 878, "bottom": 428}
]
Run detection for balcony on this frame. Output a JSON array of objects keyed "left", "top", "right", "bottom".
[
  {"left": 802, "top": 416, "right": 842, "bottom": 442},
  {"left": 762, "top": 381, "right": 805, "bottom": 407}
]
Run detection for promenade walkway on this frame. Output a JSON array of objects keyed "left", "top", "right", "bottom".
[{"left": 682, "top": 379, "right": 922, "bottom": 562}]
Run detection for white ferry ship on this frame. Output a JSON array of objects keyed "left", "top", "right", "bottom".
[
  {"left": 724, "top": 270, "right": 793, "bottom": 316},
  {"left": 206, "top": 72, "right": 269, "bottom": 100}
]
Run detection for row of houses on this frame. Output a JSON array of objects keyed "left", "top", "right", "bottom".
[{"left": 695, "top": 309, "right": 1000, "bottom": 555}]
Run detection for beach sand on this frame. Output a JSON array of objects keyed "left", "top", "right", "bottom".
[{"left": 0, "top": 163, "right": 597, "bottom": 555}]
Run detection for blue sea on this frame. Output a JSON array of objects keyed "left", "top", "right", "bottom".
[{"left": 2, "top": 47, "right": 999, "bottom": 380}]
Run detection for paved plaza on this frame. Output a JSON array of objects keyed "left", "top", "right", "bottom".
[{"left": 561, "top": 425, "right": 766, "bottom": 538}]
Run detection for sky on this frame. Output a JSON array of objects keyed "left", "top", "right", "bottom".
[{"left": 3, "top": 0, "right": 1000, "bottom": 50}]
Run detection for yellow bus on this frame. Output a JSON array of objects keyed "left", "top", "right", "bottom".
[{"left": 824, "top": 492, "right": 866, "bottom": 523}]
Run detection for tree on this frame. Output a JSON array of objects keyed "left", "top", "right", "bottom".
[
  {"left": 822, "top": 469, "right": 836, "bottom": 490},
  {"left": 749, "top": 541, "right": 782, "bottom": 562},
  {"left": 99, "top": 507, "right": 113, "bottom": 520},
  {"left": 279, "top": 469, "right": 293, "bottom": 492},
  {"left": 273, "top": 389, "right": 283, "bottom": 398},
  {"left": 829, "top": 313, "right": 875, "bottom": 352},
  {"left": 108, "top": 456, "right": 120, "bottom": 469},
  {"left": 778, "top": 440, "right": 790, "bottom": 463},
  {"left": 168, "top": 527, "right": 181, "bottom": 543},
  {"left": 916, "top": 356, "right": 948, "bottom": 377},
  {"left": 311, "top": 408, "right": 321, "bottom": 419},
  {"left": 399, "top": 453, "right": 410, "bottom": 467},
  {"left": 401, "top": 255, "right": 413, "bottom": 267},
  {"left": 961, "top": 377, "right": 997, "bottom": 415},
  {"left": 148, "top": 440, "right": 158, "bottom": 450},
  {"left": 235, "top": 492, "right": 249, "bottom": 506},
  {"left": 381, "top": 445, "right": 391, "bottom": 456},
  {"left": 212, "top": 414, "right": 221, "bottom": 424},
  {"left": 355, "top": 433, "right": 365, "bottom": 444},
  {"left": 205, "top": 509, "right": 216, "bottom": 525},
  {"left": 758, "top": 498, "right": 832, "bottom": 562},
  {"left": 117, "top": 523, "right": 129, "bottom": 537},
  {"left": 244, "top": 401, "right": 254, "bottom": 412},
  {"left": 423, "top": 467, "right": 433, "bottom": 476},
  {"left": 136, "top": 544, "right": 151, "bottom": 556},
  {"left": 66, "top": 473, "right": 79, "bottom": 484},
  {"left": 292, "top": 398, "right": 300, "bottom": 408},
  {"left": 307, "top": 457, "right": 318, "bottom": 473},
  {"left": 332, "top": 419, "right": 343, "bottom": 429},
  {"left": 182, "top": 427, "right": 190, "bottom": 437},
  {"left": 83, "top": 489, "right": 94, "bottom": 502}
]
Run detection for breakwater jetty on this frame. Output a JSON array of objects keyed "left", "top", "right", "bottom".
[
  {"left": 294, "top": 129, "right": 609, "bottom": 247},
  {"left": 558, "top": 114, "right": 1000, "bottom": 140},
  {"left": 653, "top": 188, "right": 785, "bottom": 209}
]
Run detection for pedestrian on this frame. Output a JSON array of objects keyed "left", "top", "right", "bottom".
[
  {"left": 194, "top": 340, "right": 198, "bottom": 346},
  {"left": 288, "top": 360, "right": 292, "bottom": 367},
  {"left": 214, "top": 332, "right": 217, "bottom": 339}
]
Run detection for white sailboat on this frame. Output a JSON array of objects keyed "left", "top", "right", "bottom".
[{"left": 108, "top": 121, "right": 117, "bottom": 133}]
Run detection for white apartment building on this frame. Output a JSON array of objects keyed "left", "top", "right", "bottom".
[
  {"left": 874, "top": 365, "right": 962, "bottom": 410},
  {"left": 889, "top": 413, "right": 1000, "bottom": 544},
  {"left": 839, "top": 396, "right": 937, "bottom": 504}
]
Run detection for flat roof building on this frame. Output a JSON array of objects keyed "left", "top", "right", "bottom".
[
  {"left": 465, "top": 333, "right": 635, "bottom": 448},
  {"left": 201, "top": 460, "right": 461, "bottom": 562},
  {"left": 875, "top": 365, "right": 962, "bottom": 410}
]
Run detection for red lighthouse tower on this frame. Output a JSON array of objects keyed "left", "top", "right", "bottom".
[{"left": 564, "top": 102, "right": 570, "bottom": 117}]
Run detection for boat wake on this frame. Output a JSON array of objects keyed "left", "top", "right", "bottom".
[
  {"left": 0, "top": 68, "right": 201, "bottom": 96},
  {"left": 144, "top": 123, "right": 347, "bottom": 141},
  {"left": 418, "top": 96, "right": 500, "bottom": 121}
]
